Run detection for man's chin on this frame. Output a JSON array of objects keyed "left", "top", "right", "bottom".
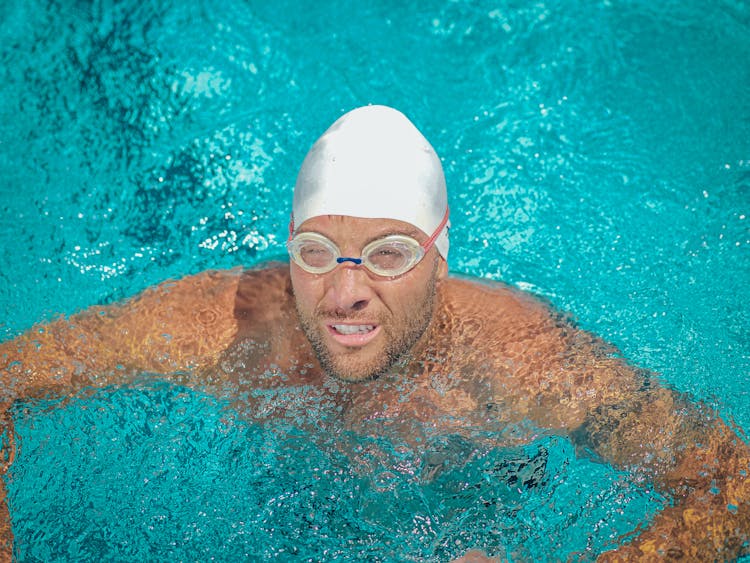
[
  {"left": 304, "top": 329, "right": 393, "bottom": 382},
  {"left": 320, "top": 353, "right": 392, "bottom": 383},
  {"left": 298, "top": 313, "right": 423, "bottom": 383}
]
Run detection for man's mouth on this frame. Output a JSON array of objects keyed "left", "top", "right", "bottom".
[
  {"left": 331, "top": 324, "right": 376, "bottom": 335},
  {"left": 326, "top": 323, "right": 381, "bottom": 347}
]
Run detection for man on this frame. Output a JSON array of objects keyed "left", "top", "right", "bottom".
[{"left": 1, "top": 105, "right": 749, "bottom": 560}]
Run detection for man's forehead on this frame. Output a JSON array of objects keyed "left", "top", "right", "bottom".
[{"left": 297, "top": 214, "right": 425, "bottom": 240}]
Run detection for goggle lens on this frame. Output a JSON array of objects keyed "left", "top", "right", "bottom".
[
  {"left": 299, "top": 240, "right": 336, "bottom": 270},
  {"left": 365, "top": 239, "right": 419, "bottom": 274}
]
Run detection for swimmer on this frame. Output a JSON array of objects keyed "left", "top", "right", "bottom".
[{"left": 1, "top": 105, "right": 749, "bottom": 561}]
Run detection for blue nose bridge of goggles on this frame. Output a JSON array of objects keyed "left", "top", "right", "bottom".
[{"left": 337, "top": 256, "right": 362, "bottom": 265}]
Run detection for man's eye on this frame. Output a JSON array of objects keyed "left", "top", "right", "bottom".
[
  {"left": 375, "top": 248, "right": 399, "bottom": 256},
  {"left": 369, "top": 246, "right": 408, "bottom": 267},
  {"left": 301, "top": 247, "right": 326, "bottom": 255},
  {"left": 300, "top": 245, "right": 332, "bottom": 266}
]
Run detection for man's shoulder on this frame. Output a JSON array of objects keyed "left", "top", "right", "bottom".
[
  {"left": 234, "top": 263, "right": 293, "bottom": 321},
  {"left": 139, "top": 264, "right": 291, "bottom": 321},
  {"left": 440, "top": 274, "right": 552, "bottom": 319},
  {"left": 173, "top": 263, "right": 289, "bottom": 295},
  {"left": 148, "top": 264, "right": 293, "bottom": 337}
]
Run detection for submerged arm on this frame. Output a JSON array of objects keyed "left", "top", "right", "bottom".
[
  {"left": 451, "top": 280, "right": 749, "bottom": 560},
  {"left": 0, "top": 268, "right": 242, "bottom": 560},
  {"left": 479, "top": 286, "right": 750, "bottom": 561},
  {"left": 545, "top": 327, "right": 750, "bottom": 560},
  {"left": 0, "top": 268, "right": 242, "bottom": 402},
  {"left": 573, "top": 380, "right": 750, "bottom": 560}
]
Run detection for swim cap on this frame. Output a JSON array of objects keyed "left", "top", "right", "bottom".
[{"left": 292, "top": 105, "right": 450, "bottom": 259}]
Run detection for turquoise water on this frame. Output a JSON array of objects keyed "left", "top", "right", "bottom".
[{"left": 1, "top": 0, "right": 748, "bottom": 560}]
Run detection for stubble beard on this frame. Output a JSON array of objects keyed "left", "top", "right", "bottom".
[{"left": 294, "top": 275, "right": 439, "bottom": 383}]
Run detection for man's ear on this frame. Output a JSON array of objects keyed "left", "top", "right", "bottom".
[{"left": 437, "top": 257, "right": 448, "bottom": 280}]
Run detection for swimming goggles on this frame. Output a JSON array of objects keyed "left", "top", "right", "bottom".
[{"left": 287, "top": 208, "right": 449, "bottom": 277}]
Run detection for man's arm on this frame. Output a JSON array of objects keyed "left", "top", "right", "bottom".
[
  {"left": 0, "top": 406, "right": 14, "bottom": 563},
  {"left": 573, "top": 376, "right": 750, "bottom": 560},
  {"left": 546, "top": 326, "right": 750, "bottom": 560},
  {"left": 0, "top": 268, "right": 242, "bottom": 402},
  {"left": 447, "top": 278, "right": 749, "bottom": 560},
  {"left": 0, "top": 267, "right": 242, "bottom": 560}
]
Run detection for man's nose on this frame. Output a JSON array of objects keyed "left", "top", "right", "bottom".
[{"left": 327, "top": 263, "right": 372, "bottom": 313}]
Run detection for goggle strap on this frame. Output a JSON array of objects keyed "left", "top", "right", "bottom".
[
  {"left": 421, "top": 206, "right": 450, "bottom": 251},
  {"left": 289, "top": 207, "right": 449, "bottom": 249}
]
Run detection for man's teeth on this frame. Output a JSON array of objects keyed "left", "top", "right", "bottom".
[{"left": 332, "top": 324, "right": 375, "bottom": 335}]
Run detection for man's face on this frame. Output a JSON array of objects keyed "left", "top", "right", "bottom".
[{"left": 290, "top": 215, "right": 448, "bottom": 382}]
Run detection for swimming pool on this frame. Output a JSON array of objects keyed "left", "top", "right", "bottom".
[{"left": 1, "top": 0, "right": 748, "bottom": 560}]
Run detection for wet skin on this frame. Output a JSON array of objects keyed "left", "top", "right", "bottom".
[
  {"left": 289, "top": 215, "right": 448, "bottom": 383},
  {"left": 2, "top": 216, "right": 750, "bottom": 561}
]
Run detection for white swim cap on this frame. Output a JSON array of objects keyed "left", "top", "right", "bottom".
[{"left": 292, "top": 105, "right": 450, "bottom": 259}]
